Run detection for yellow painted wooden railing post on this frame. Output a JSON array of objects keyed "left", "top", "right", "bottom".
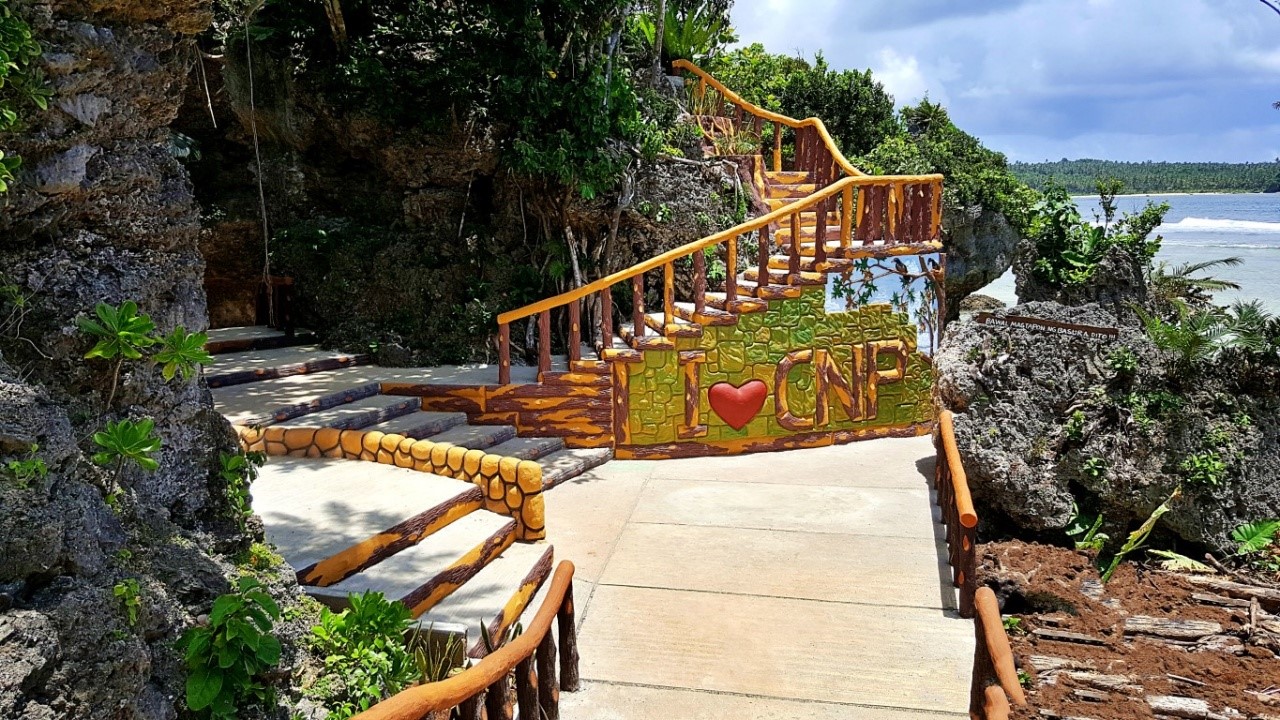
[
  {"left": 840, "top": 185, "right": 853, "bottom": 248},
  {"left": 663, "top": 262, "right": 674, "bottom": 329}
]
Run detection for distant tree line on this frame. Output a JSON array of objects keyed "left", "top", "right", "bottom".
[{"left": 1011, "top": 159, "right": 1280, "bottom": 194}]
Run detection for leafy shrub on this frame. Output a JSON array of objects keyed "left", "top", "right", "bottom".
[
  {"left": 80, "top": 301, "right": 157, "bottom": 362},
  {"left": 177, "top": 577, "right": 282, "bottom": 720},
  {"left": 1064, "top": 410, "right": 1086, "bottom": 442},
  {"left": 4, "top": 443, "right": 46, "bottom": 488},
  {"left": 307, "top": 592, "right": 417, "bottom": 719},
  {"left": 1080, "top": 456, "right": 1108, "bottom": 480},
  {"left": 93, "top": 418, "right": 162, "bottom": 474},
  {"left": 0, "top": 0, "right": 51, "bottom": 192},
  {"left": 1106, "top": 347, "right": 1138, "bottom": 375},
  {"left": 633, "top": 0, "right": 733, "bottom": 65},
  {"left": 1232, "top": 520, "right": 1280, "bottom": 555},
  {"left": 154, "top": 326, "right": 214, "bottom": 381},
  {"left": 1066, "top": 502, "right": 1109, "bottom": 552},
  {"left": 1180, "top": 451, "right": 1226, "bottom": 486}
]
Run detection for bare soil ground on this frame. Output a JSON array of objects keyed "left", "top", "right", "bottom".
[{"left": 979, "top": 540, "right": 1280, "bottom": 719}]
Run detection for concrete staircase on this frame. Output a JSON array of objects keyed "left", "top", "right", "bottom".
[{"left": 206, "top": 326, "right": 611, "bottom": 654}]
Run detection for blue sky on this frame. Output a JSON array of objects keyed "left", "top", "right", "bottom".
[{"left": 730, "top": 0, "right": 1280, "bottom": 163}]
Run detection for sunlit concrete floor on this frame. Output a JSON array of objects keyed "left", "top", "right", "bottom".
[{"left": 546, "top": 435, "right": 973, "bottom": 719}]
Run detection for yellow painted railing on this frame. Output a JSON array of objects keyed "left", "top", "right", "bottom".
[{"left": 494, "top": 61, "right": 943, "bottom": 385}]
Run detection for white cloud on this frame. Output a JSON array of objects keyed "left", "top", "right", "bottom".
[{"left": 870, "top": 49, "right": 944, "bottom": 107}]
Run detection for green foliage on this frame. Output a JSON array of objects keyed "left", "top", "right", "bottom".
[
  {"left": 0, "top": 0, "right": 51, "bottom": 193},
  {"left": 1147, "top": 549, "right": 1215, "bottom": 573},
  {"left": 1027, "top": 181, "right": 1167, "bottom": 289},
  {"left": 410, "top": 627, "right": 467, "bottom": 684},
  {"left": 1149, "top": 257, "right": 1242, "bottom": 312},
  {"left": 308, "top": 592, "right": 417, "bottom": 719},
  {"left": 219, "top": 451, "right": 263, "bottom": 531},
  {"left": 1179, "top": 451, "right": 1226, "bottom": 486},
  {"left": 1011, "top": 159, "right": 1280, "bottom": 194},
  {"left": 1002, "top": 616, "right": 1025, "bottom": 634},
  {"left": 1101, "top": 487, "right": 1180, "bottom": 583},
  {"left": 4, "top": 443, "right": 46, "bottom": 488},
  {"left": 1105, "top": 347, "right": 1138, "bottom": 375},
  {"left": 1066, "top": 503, "right": 1109, "bottom": 552},
  {"left": 154, "top": 326, "right": 214, "bottom": 382},
  {"left": 1136, "top": 300, "right": 1279, "bottom": 370},
  {"left": 177, "top": 577, "right": 282, "bottom": 720},
  {"left": 1231, "top": 520, "right": 1280, "bottom": 555},
  {"left": 79, "top": 301, "right": 157, "bottom": 362},
  {"left": 1064, "top": 410, "right": 1086, "bottom": 442},
  {"left": 93, "top": 418, "right": 162, "bottom": 473},
  {"left": 113, "top": 579, "right": 142, "bottom": 626},
  {"left": 1080, "top": 456, "right": 1108, "bottom": 480},
  {"left": 239, "top": 542, "right": 283, "bottom": 571},
  {"left": 633, "top": 0, "right": 734, "bottom": 64}
]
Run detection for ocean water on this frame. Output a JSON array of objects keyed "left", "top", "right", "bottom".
[{"left": 980, "top": 193, "right": 1280, "bottom": 312}]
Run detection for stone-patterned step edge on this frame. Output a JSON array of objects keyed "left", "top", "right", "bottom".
[
  {"left": 297, "top": 484, "right": 486, "bottom": 587},
  {"left": 361, "top": 410, "right": 469, "bottom": 439},
  {"left": 541, "top": 447, "right": 614, "bottom": 490},
  {"left": 207, "top": 351, "right": 371, "bottom": 388},
  {"left": 206, "top": 330, "right": 317, "bottom": 355},
  {"left": 485, "top": 435, "right": 565, "bottom": 461},
  {"left": 236, "top": 382, "right": 383, "bottom": 427},
  {"left": 273, "top": 395, "right": 420, "bottom": 431},
  {"left": 308, "top": 515, "right": 517, "bottom": 619}
]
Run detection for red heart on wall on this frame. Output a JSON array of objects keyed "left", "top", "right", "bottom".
[{"left": 708, "top": 380, "right": 768, "bottom": 431}]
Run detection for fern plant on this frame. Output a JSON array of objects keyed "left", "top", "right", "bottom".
[
  {"left": 79, "top": 301, "right": 157, "bottom": 408},
  {"left": 93, "top": 418, "right": 162, "bottom": 479},
  {"left": 1147, "top": 549, "right": 1215, "bottom": 574},
  {"left": 154, "top": 326, "right": 214, "bottom": 382}
]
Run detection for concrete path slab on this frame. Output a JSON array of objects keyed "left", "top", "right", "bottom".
[
  {"left": 561, "top": 682, "right": 967, "bottom": 719},
  {"left": 577, "top": 585, "right": 971, "bottom": 713},
  {"left": 597, "top": 522, "right": 956, "bottom": 610},
  {"left": 630, "top": 477, "right": 942, "bottom": 539}
]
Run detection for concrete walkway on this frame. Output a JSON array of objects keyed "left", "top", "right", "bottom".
[{"left": 549, "top": 435, "right": 973, "bottom": 719}]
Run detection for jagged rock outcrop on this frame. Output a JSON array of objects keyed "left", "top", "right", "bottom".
[
  {"left": 943, "top": 205, "right": 1020, "bottom": 320},
  {"left": 0, "top": 2, "right": 320, "bottom": 717},
  {"left": 936, "top": 302, "right": 1280, "bottom": 552}
]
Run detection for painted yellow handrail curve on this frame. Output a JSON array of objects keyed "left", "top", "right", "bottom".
[
  {"left": 672, "top": 59, "right": 866, "bottom": 178},
  {"left": 350, "top": 561, "right": 576, "bottom": 720},
  {"left": 495, "top": 172, "right": 941, "bottom": 326}
]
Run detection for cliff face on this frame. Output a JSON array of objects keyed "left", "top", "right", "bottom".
[{"left": 0, "top": 2, "right": 314, "bottom": 718}]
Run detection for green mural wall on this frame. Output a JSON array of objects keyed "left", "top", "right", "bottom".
[{"left": 623, "top": 287, "right": 934, "bottom": 454}]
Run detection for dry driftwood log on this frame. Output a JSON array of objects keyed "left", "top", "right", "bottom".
[
  {"left": 1123, "top": 616, "right": 1222, "bottom": 640},
  {"left": 1182, "top": 575, "right": 1280, "bottom": 611},
  {"left": 1146, "top": 694, "right": 1231, "bottom": 720},
  {"left": 1032, "top": 628, "right": 1108, "bottom": 645}
]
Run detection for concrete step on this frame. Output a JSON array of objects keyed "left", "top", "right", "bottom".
[
  {"left": 273, "top": 394, "right": 419, "bottom": 431},
  {"left": 741, "top": 267, "right": 826, "bottom": 287},
  {"left": 541, "top": 447, "right": 614, "bottom": 490},
  {"left": 308, "top": 510, "right": 517, "bottom": 619},
  {"left": 673, "top": 301, "right": 738, "bottom": 326},
  {"left": 213, "top": 369, "right": 384, "bottom": 426},
  {"left": 206, "top": 345, "right": 370, "bottom": 388},
  {"left": 428, "top": 423, "right": 518, "bottom": 451},
  {"left": 765, "top": 182, "right": 816, "bottom": 198},
  {"left": 732, "top": 278, "right": 805, "bottom": 301},
  {"left": 768, "top": 253, "right": 854, "bottom": 273},
  {"left": 416, "top": 541, "right": 555, "bottom": 657},
  {"left": 643, "top": 312, "right": 703, "bottom": 338},
  {"left": 764, "top": 170, "right": 811, "bottom": 184},
  {"left": 486, "top": 436, "right": 566, "bottom": 461},
  {"left": 618, "top": 324, "right": 676, "bottom": 351},
  {"left": 253, "top": 457, "right": 483, "bottom": 587},
  {"left": 703, "top": 292, "right": 768, "bottom": 314},
  {"left": 205, "top": 326, "right": 316, "bottom": 354},
  {"left": 363, "top": 410, "right": 468, "bottom": 439}
]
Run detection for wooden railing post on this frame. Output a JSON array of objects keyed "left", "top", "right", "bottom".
[
  {"left": 788, "top": 211, "right": 801, "bottom": 279},
  {"left": 485, "top": 677, "right": 513, "bottom": 720},
  {"left": 515, "top": 656, "right": 538, "bottom": 720},
  {"left": 773, "top": 123, "right": 782, "bottom": 172},
  {"left": 632, "top": 275, "right": 645, "bottom": 338},
  {"left": 726, "top": 236, "right": 737, "bottom": 300},
  {"left": 663, "top": 262, "right": 674, "bottom": 328},
  {"left": 498, "top": 323, "right": 511, "bottom": 385},
  {"left": 558, "top": 582, "right": 581, "bottom": 692},
  {"left": 840, "top": 185, "right": 853, "bottom": 248},
  {"left": 538, "top": 310, "right": 551, "bottom": 376},
  {"left": 568, "top": 298, "right": 581, "bottom": 363},
  {"left": 536, "top": 633, "right": 559, "bottom": 720},
  {"left": 599, "top": 287, "right": 613, "bottom": 350},
  {"left": 693, "top": 247, "right": 706, "bottom": 313},
  {"left": 757, "top": 227, "right": 769, "bottom": 298}
]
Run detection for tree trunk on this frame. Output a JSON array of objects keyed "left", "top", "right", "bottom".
[{"left": 650, "top": 0, "right": 666, "bottom": 87}]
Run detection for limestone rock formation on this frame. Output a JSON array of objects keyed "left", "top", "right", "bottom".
[{"left": 942, "top": 205, "right": 1020, "bottom": 320}]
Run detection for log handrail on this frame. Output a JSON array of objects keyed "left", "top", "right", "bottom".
[
  {"left": 672, "top": 59, "right": 865, "bottom": 178},
  {"left": 939, "top": 411, "right": 978, "bottom": 528},
  {"left": 971, "top": 587, "right": 1028, "bottom": 718},
  {"left": 350, "top": 561, "right": 580, "bottom": 720}
]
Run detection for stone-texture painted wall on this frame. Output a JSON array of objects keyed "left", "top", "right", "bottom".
[{"left": 625, "top": 288, "right": 934, "bottom": 452}]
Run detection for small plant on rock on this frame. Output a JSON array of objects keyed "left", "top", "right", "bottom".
[
  {"left": 219, "top": 451, "right": 263, "bottom": 532},
  {"left": 113, "top": 578, "right": 143, "bottom": 626},
  {"left": 1064, "top": 410, "right": 1086, "bottom": 442},
  {"left": 1066, "top": 502, "right": 1109, "bottom": 552},
  {"left": 154, "top": 326, "right": 214, "bottom": 381},
  {"left": 1080, "top": 456, "right": 1108, "bottom": 480},
  {"left": 177, "top": 577, "right": 282, "bottom": 720},
  {"left": 1105, "top": 346, "right": 1138, "bottom": 375},
  {"left": 79, "top": 301, "right": 157, "bottom": 408},
  {"left": 4, "top": 443, "right": 46, "bottom": 488},
  {"left": 93, "top": 418, "right": 162, "bottom": 481},
  {"left": 1232, "top": 520, "right": 1280, "bottom": 556},
  {"left": 1180, "top": 451, "right": 1226, "bottom": 487}
]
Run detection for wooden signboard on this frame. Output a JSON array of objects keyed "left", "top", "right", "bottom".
[{"left": 974, "top": 313, "right": 1118, "bottom": 341}]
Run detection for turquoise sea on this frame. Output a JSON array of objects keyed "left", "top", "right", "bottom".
[{"left": 981, "top": 193, "right": 1280, "bottom": 312}]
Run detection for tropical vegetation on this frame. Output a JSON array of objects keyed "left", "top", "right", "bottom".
[{"left": 1012, "top": 159, "right": 1280, "bottom": 195}]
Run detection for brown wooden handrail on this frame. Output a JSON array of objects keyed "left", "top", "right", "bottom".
[
  {"left": 350, "top": 561, "right": 580, "bottom": 720},
  {"left": 673, "top": 59, "right": 866, "bottom": 178},
  {"left": 934, "top": 409, "right": 979, "bottom": 618},
  {"left": 971, "top": 586, "right": 1027, "bottom": 718}
]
